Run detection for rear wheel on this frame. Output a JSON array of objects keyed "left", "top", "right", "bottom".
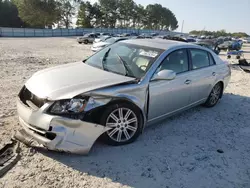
[
  {"left": 204, "top": 83, "right": 223, "bottom": 107},
  {"left": 100, "top": 103, "right": 142, "bottom": 146}
]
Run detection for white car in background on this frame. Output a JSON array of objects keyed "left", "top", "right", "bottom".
[
  {"left": 93, "top": 35, "right": 111, "bottom": 44},
  {"left": 91, "top": 37, "right": 128, "bottom": 52},
  {"left": 242, "top": 38, "right": 250, "bottom": 43}
]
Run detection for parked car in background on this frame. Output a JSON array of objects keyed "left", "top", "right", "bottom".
[
  {"left": 150, "top": 33, "right": 159, "bottom": 37},
  {"left": 223, "top": 37, "right": 232, "bottom": 41},
  {"left": 130, "top": 32, "right": 139, "bottom": 36},
  {"left": 165, "top": 36, "right": 188, "bottom": 42},
  {"left": 195, "top": 41, "right": 220, "bottom": 55},
  {"left": 186, "top": 38, "right": 196, "bottom": 43},
  {"left": 91, "top": 37, "right": 128, "bottom": 52},
  {"left": 235, "top": 39, "right": 243, "bottom": 46},
  {"left": 242, "top": 38, "right": 250, "bottom": 43},
  {"left": 156, "top": 35, "right": 167, "bottom": 39},
  {"left": 189, "top": 35, "right": 197, "bottom": 38},
  {"left": 77, "top": 33, "right": 98, "bottom": 44},
  {"left": 130, "top": 36, "right": 144, "bottom": 39},
  {"left": 120, "top": 33, "right": 131, "bottom": 37},
  {"left": 16, "top": 39, "right": 231, "bottom": 154},
  {"left": 139, "top": 33, "right": 153, "bottom": 38},
  {"left": 217, "top": 41, "right": 242, "bottom": 51},
  {"left": 93, "top": 35, "right": 111, "bottom": 44},
  {"left": 216, "top": 37, "right": 225, "bottom": 45},
  {"left": 100, "top": 32, "right": 111, "bottom": 36}
]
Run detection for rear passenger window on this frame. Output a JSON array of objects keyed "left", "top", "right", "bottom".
[
  {"left": 190, "top": 49, "right": 210, "bottom": 69},
  {"left": 208, "top": 53, "right": 216, "bottom": 65}
]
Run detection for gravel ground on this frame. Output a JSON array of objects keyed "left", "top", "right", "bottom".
[{"left": 0, "top": 37, "right": 250, "bottom": 188}]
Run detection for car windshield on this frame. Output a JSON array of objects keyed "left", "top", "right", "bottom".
[
  {"left": 85, "top": 42, "right": 164, "bottom": 78},
  {"left": 83, "top": 33, "right": 90, "bottom": 37}
]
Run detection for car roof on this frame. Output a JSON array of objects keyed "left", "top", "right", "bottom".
[{"left": 121, "top": 38, "right": 198, "bottom": 50}]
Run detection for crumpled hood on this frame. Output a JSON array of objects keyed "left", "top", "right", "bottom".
[
  {"left": 25, "top": 62, "right": 134, "bottom": 100},
  {"left": 93, "top": 41, "right": 109, "bottom": 48}
]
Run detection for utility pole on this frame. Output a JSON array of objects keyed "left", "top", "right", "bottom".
[
  {"left": 181, "top": 20, "right": 184, "bottom": 33},
  {"left": 201, "top": 26, "right": 206, "bottom": 36}
]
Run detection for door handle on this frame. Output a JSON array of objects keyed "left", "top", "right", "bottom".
[
  {"left": 185, "top": 80, "right": 191, "bottom": 85},
  {"left": 212, "top": 72, "right": 216, "bottom": 76}
]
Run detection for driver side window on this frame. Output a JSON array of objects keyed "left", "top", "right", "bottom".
[{"left": 158, "top": 49, "right": 189, "bottom": 74}]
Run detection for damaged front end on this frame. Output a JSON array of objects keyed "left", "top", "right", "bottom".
[
  {"left": 15, "top": 115, "right": 111, "bottom": 154},
  {"left": 15, "top": 87, "right": 112, "bottom": 154},
  {"left": 15, "top": 76, "right": 148, "bottom": 154}
]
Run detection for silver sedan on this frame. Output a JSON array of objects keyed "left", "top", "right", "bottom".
[{"left": 16, "top": 39, "right": 231, "bottom": 154}]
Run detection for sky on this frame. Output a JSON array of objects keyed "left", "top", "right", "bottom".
[{"left": 88, "top": 0, "right": 250, "bottom": 34}]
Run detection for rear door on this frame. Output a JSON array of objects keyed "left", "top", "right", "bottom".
[{"left": 188, "top": 49, "right": 217, "bottom": 104}]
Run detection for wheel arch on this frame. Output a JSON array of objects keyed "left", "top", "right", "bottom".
[
  {"left": 103, "top": 98, "right": 145, "bottom": 127},
  {"left": 84, "top": 97, "right": 146, "bottom": 132},
  {"left": 215, "top": 81, "right": 224, "bottom": 98}
]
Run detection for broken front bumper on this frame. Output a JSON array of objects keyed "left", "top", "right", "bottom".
[{"left": 16, "top": 99, "right": 110, "bottom": 154}]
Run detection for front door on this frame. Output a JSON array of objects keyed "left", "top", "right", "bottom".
[{"left": 148, "top": 49, "right": 192, "bottom": 121}]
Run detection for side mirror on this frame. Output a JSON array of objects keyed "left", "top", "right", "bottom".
[{"left": 151, "top": 69, "right": 176, "bottom": 81}]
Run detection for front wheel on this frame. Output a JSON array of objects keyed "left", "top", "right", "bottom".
[
  {"left": 204, "top": 83, "right": 223, "bottom": 107},
  {"left": 100, "top": 103, "right": 142, "bottom": 146}
]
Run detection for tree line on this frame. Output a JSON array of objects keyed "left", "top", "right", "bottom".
[
  {"left": 190, "top": 30, "right": 249, "bottom": 38},
  {"left": 76, "top": 0, "right": 178, "bottom": 30},
  {"left": 0, "top": 0, "right": 178, "bottom": 30}
]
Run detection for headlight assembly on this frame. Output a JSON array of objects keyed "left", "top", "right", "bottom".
[{"left": 49, "top": 98, "right": 87, "bottom": 114}]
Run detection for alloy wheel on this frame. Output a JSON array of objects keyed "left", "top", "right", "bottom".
[
  {"left": 106, "top": 108, "right": 138, "bottom": 142},
  {"left": 209, "top": 84, "right": 221, "bottom": 105}
]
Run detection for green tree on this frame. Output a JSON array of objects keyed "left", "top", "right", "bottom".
[
  {"left": 57, "top": 0, "right": 75, "bottom": 28},
  {"left": 99, "top": 0, "right": 118, "bottom": 28},
  {"left": 132, "top": 4, "right": 146, "bottom": 28},
  {"left": 143, "top": 4, "right": 178, "bottom": 30},
  {"left": 117, "top": 0, "right": 135, "bottom": 28},
  {"left": 189, "top": 30, "right": 249, "bottom": 38},
  {"left": 91, "top": 2, "right": 104, "bottom": 27},
  {"left": 169, "top": 11, "right": 178, "bottom": 30},
  {"left": 76, "top": 1, "right": 93, "bottom": 28},
  {"left": 76, "top": 0, "right": 178, "bottom": 30},
  {"left": 0, "top": 0, "right": 25, "bottom": 27},
  {"left": 13, "top": 0, "right": 60, "bottom": 28}
]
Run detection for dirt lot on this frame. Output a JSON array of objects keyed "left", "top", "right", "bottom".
[{"left": 0, "top": 37, "right": 250, "bottom": 188}]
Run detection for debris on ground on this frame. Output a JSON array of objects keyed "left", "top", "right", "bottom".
[{"left": 0, "top": 139, "right": 21, "bottom": 178}]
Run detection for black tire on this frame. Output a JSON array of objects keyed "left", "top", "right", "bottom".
[
  {"left": 204, "top": 82, "right": 223, "bottom": 107},
  {"left": 78, "top": 42, "right": 82, "bottom": 44},
  {"left": 83, "top": 40, "right": 89, "bottom": 44},
  {"left": 100, "top": 103, "right": 143, "bottom": 146}
]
